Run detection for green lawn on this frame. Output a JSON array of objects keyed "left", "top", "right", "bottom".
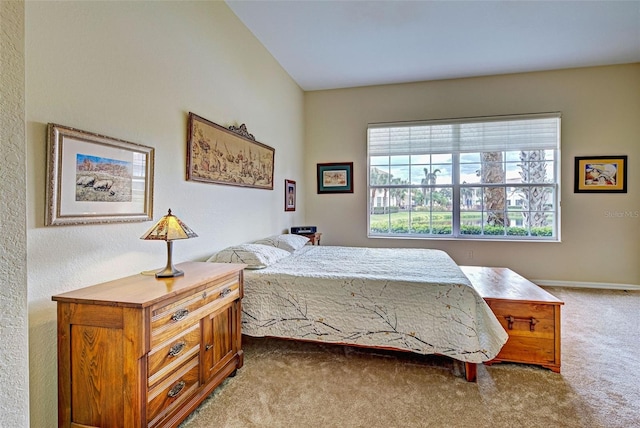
[{"left": 368, "top": 209, "right": 551, "bottom": 236}]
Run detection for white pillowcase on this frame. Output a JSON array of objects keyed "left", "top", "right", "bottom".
[
  {"left": 207, "top": 243, "right": 291, "bottom": 269},
  {"left": 253, "top": 234, "right": 309, "bottom": 252}
]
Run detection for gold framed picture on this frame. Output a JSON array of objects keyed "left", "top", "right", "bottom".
[{"left": 574, "top": 156, "right": 627, "bottom": 193}]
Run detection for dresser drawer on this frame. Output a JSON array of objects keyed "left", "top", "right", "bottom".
[
  {"left": 148, "top": 323, "right": 201, "bottom": 388},
  {"left": 150, "top": 276, "right": 240, "bottom": 348},
  {"left": 147, "top": 356, "right": 200, "bottom": 427}
]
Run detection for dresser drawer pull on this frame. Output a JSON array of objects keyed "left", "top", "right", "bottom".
[
  {"left": 171, "top": 308, "right": 189, "bottom": 322},
  {"left": 220, "top": 288, "right": 232, "bottom": 298},
  {"left": 205, "top": 344, "right": 213, "bottom": 351},
  {"left": 167, "top": 380, "right": 186, "bottom": 398},
  {"left": 168, "top": 342, "right": 186, "bottom": 357},
  {"left": 505, "top": 315, "right": 539, "bottom": 331}
]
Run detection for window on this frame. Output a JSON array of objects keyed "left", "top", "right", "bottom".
[
  {"left": 367, "top": 113, "right": 561, "bottom": 241},
  {"left": 131, "top": 152, "right": 148, "bottom": 203}
]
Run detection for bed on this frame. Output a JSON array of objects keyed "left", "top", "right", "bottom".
[{"left": 208, "top": 235, "right": 509, "bottom": 381}]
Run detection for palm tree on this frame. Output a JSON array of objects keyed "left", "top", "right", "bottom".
[
  {"left": 369, "top": 167, "right": 390, "bottom": 214},
  {"left": 389, "top": 177, "right": 407, "bottom": 208},
  {"left": 480, "top": 153, "right": 509, "bottom": 226},
  {"left": 460, "top": 183, "right": 474, "bottom": 209},
  {"left": 421, "top": 168, "right": 441, "bottom": 205},
  {"left": 518, "top": 150, "right": 550, "bottom": 228},
  {"left": 425, "top": 168, "right": 441, "bottom": 185},
  {"left": 370, "top": 168, "right": 380, "bottom": 214}
]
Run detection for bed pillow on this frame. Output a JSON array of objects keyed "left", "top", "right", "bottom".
[
  {"left": 253, "top": 234, "right": 309, "bottom": 252},
  {"left": 206, "top": 244, "right": 291, "bottom": 269}
]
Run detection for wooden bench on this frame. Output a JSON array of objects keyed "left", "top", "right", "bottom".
[{"left": 461, "top": 266, "right": 564, "bottom": 373}]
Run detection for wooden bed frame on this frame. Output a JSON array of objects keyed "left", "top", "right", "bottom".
[
  {"left": 228, "top": 243, "right": 519, "bottom": 383},
  {"left": 259, "top": 266, "right": 561, "bottom": 383}
]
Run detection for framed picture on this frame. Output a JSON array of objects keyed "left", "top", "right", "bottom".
[
  {"left": 285, "top": 179, "right": 296, "bottom": 211},
  {"left": 317, "top": 162, "right": 354, "bottom": 194},
  {"left": 45, "top": 124, "right": 155, "bottom": 226},
  {"left": 574, "top": 155, "right": 627, "bottom": 193},
  {"left": 187, "top": 112, "right": 275, "bottom": 190}
]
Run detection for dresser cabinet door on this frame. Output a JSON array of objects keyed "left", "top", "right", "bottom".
[
  {"left": 201, "top": 300, "right": 239, "bottom": 382},
  {"left": 57, "top": 304, "right": 145, "bottom": 428},
  {"left": 70, "top": 323, "right": 125, "bottom": 427}
]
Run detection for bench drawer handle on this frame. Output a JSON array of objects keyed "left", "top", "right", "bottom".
[
  {"left": 505, "top": 315, "right": 538, "bottom": 331},
  {"left": 220, "top": 288, "right": 232, "bottom": 298}
]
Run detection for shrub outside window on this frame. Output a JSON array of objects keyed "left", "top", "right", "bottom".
[{"left": 367, "top": 113, "right": 561, "bottom": 241}]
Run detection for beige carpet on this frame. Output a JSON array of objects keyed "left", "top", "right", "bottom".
[{"left": 180, "top": 288, "right": 640, "bottom": 428}]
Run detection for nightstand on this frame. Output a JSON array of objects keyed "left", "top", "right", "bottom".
[{"left": 298, "top": 232, "right": 322, "bottom": 245}]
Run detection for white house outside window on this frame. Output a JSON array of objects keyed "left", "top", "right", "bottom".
[{"left": 367, "top": 113, "right": 561, "bottom": 241}]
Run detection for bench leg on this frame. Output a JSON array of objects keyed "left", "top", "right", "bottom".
[{"left": 464, "top": 362, "right": 477, "bottom": 382}]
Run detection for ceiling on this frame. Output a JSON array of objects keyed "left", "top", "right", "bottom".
[{"left": 226, "top": 0, "right": 640, "bottom": 91}]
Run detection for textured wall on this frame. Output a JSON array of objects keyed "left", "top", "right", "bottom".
[
  {"left": 25, "top": 1, "right": 304, "bottom": 425},
  {"left": 0, "top": 0, "right": 30, "bottom": 426}
]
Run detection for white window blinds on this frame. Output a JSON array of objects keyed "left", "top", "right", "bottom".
[{"left": 368, "top": 113, "right": 561, "bottom": 156}]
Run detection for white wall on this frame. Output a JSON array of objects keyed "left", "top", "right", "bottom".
[
  {"left": 25, "top": 1, "right": 304, "bottom": 426},
  {"left": 0, "top": 1, "right": 30, "bottom": 426},
  {"left": 304, "top": 64, "right": 640, "bottom": 286}
]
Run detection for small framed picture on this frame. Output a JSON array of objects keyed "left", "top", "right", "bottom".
[
  {"left": 317, "top": 162, "right": 354, "bottom": 194},
  {"left": 574, "top": 156, "right": 627, "bottom": 193},
  {"left": 285, "top": 179, "right": 296, "bottom": 211},
  {"left": 46, "top": 123, "right": 155, "bottom": 226}
]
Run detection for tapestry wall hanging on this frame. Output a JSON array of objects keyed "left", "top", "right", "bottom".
[{"left": 187, "top": 112, "right": 275, "bottom": 190}]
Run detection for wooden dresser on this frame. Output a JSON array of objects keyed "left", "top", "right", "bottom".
[
  {"left": 461, "top": 266, "right": 564, "bottom": 373},
  {"left": 52, "top": 261, "right": 245, "bottom": 428}
]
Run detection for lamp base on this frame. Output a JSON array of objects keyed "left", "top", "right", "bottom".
[
  {"left": 155, "top": 267, "right": 184, "bottom": 278},
  {"left": 155, "top": 240, "right": 184, "bottom": 278}
]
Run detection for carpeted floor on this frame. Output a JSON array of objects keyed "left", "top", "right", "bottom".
[{"left": 180, "top": 287, "right": 640, "bottom": 428}]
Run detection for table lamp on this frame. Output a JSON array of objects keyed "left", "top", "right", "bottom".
[{"left": 140, "top": 208, "right": 198, "bottom": 278}]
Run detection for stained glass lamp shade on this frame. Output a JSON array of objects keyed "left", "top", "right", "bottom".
[{"left": 140, "top": 209, "right": 198, "bottom": 278}]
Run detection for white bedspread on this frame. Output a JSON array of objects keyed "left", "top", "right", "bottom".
[{"left": 241, "top": 246, "right": 508, "bottom": 363}]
